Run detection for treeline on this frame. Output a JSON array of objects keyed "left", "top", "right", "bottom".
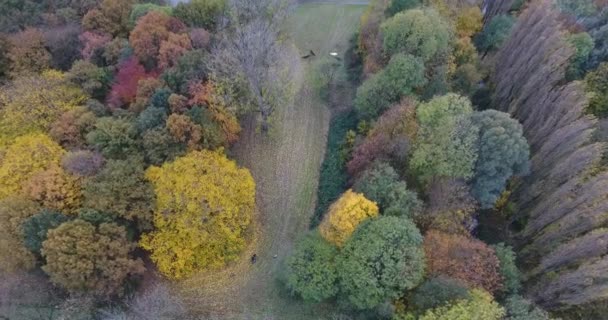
[
  {"left": 487, "top": 0, "right": 608, "bottom": 317},
  {"left": 283, "top": 0, "right": 554, "bottom": 319},
  {"left": 0, "top": 0, "right": 296, "bottom": 318}
]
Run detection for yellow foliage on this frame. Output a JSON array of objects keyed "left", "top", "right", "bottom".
[
  {"left": 23, "top": 165, "right": 82, "bottom": 214},
  {"left": 0, "top": 70, "right": 87, "bottom": 145},
  {"left": 140, "top": 150, "right": 256, "bottom": 279},
  {"left": 0, "top": 133, "right": 65, "bottom": 200},
  {"left": 0, "top": 196, "right": 40, "bottom": 272},
  {"left": 455, "top": 7, "right": 483, "bottom": 38},
  {"left": 319, "top": 190, "right": 379, "bottom": 247}
]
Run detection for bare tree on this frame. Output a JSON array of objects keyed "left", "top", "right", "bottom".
[{"left": 210, "top": 0, "right": 299, "bottom": 133}]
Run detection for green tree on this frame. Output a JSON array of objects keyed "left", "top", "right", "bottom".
[
  {"left": 129, "top": 3, "right": 173, "bottom": 27},
  {"left": 41, "top": 219, "right": 144, "bottom": 297},
  {"left": 22, "top": 209, "right": 69, "bottom": 256},
  {"left": 566, "top": 32, "right": 593, "bottom": 81},
  {"left": 411, "top": 276, "right": 470, "bottom": 311},
  {"left": 86, "top": 117, "right": 140, "bottom": 159},
  {"left": 419, "top": 289, "right": 505, "bottom": 320},
  {"left": 386, "top": 0, "right": 422, "bottom": 16},
  {"left": 82, "top": 157, "right": 154, "bottom": 230},
  {"left": 141, "top": 128, "right": 186, "bottom": 166},
  {"left": 410, "top": 94, "right": 479, "bottom": 185},
  {"left": 337, "top": 216, "right": 425, "bottom": 309},
  {"left": 381, "top": 8, "right": 451, "bottom": 61},
  {"left": 285, "top": 232, "right": 339, "bottom": 302},
  {"left": 173, "top": 0, "right": 226, "bottom": 30},
  {"left": 470, "top": 110, "right": 529, "bottom": 209},
  {"left": 355, "top": 53, "right": 426, "bottom": 120},
  {"left": 585, "top": 62, "right": 608, "bottom": 117},
  {"left": 504, "top": 295, "right": 553, "bottom": 320},
  {"left": 353, "top": 161, "right": 422, "bottom": 218},
  {"left": 475, "top": 15, "right": 515, "bottom": 53},
  {"left": 493, "top": 243, "right": 521, "bottom": 295}
]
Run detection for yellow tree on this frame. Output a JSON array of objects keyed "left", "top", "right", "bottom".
[
  {"left": 319, "top": 190, "right": 379, "bottom": 247},
  {"left": 140, "top": 150, "right": 256, "bottom": 279},
  {"left": 23, "top": 165, "right": 82, "bottom": 214},
  {"left": 0, "top": 70, "right": 87, "bottom": 146},
  {"left": 0, "top": 133, "right": 65, "bottom": 200},
  {"left": 0, "top": 196, "right": 41, "bottom": 272}
]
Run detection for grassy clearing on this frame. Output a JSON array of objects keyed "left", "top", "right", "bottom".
[{"left": 174, "top": 3, "right": 365, "bottom": 320}]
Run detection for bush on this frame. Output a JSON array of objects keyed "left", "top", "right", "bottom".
[{"left": 285, "top": 232, "right": 339, "bottom": 302}]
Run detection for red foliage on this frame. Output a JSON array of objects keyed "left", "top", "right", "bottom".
[
  {"left": 347, "top": 132, "right": 392, "bottom": 177},
  {"left": 107, "top": 56, "right": 156, "bottom": 108},
  {"left": 423, "top": 230, "right": 503, "bottom": 293}
]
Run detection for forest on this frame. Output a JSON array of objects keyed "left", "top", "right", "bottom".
[{"left": 0, "top": 0, "right": 607, "bottom": 319}]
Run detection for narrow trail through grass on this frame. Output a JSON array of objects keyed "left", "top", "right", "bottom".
[{"left": 176, "top": 4, "right": 365, "bottom": 319}]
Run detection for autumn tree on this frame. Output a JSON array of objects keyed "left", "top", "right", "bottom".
[
  {"left": 43, "top": 24, "right": 82, "bottom": 71},
  {"left": 189, "top": 81, "right": 242, "bottom": 145},
  {"left": 0, "top": 70, "right": 87, "bottom": 144},
  {"left": 129, "top": 11, "right": 186, "bottom": 69},
  {"left": 82, "top": 0, "right": 136, "bottom": 37},
  {"left": 49, "top": 107, "right": 97, "bottom": 149},
  {"left": 565, "top": 32, "right": 593, "bottom": 81},
  {"left": 504, "top": 296, "right": 553, "bottom": 320},
  {"left": 7, "top": 28, "right": 51, "bottom": 76},
  {"left": 411, "top": 276, "right": 470, "bottom": 311},
  {"left": 211, "top": 0, "right": 298, "bottom": 133},
  {"left": 353, "top": 161, "right": 422, "bottom": 218},
  {"left": 381, "top": 8, "right": 451, "bottom": 61},
  {"left": 455, "top": 7, "right": 482, "bottom": 38},
  {"left": 79, "top": 31, "right": 112, "bottom": 63},
  {"left": 83, "top": 157, "right": 154, "bottom": 230},
  {"left": 318, "top": 189, "right": 379, "bottom": 247},
  {"left": 470, "top": 110, "right": 529, "bottom": 209},
  {"left": 22, "top": 209, "right": 69, "bottom": 256},
  {"left": 107, "top": 56, "right": 154, "bottom": 108},
  {"left": 354, "top": 53, "right": 426, "bottom": 120},
  {"left": 0, "top": 196, "right": 41, "bottom": 272},
  {"left": 425, "top": 178, "right": 478, "bottom": 235},
  {"left": 585, "top": 62, "right": 608, "bottom": 117},
  {"left": 41, "top": 219, "right": 144, "bottom": 297},
  {"left": 100, "top": 284, "right": 188, "bottom": 319},
  {"left": 386, "top": 0, "right": 422, "bottom": 16},
  {"left": 141, "top": 128, "right": 186, "bottom": 166},
  {"left": 285, "top": 232, "right": 339, "bottom": 302},
  {"left": 67, "top": 60, "right": 109, "bottom": 99},
  {"left": 0, "top": 34, "right": 10, "bottom": 80},
  {"left": 337, "top": 216, "right": 425, "bottom": 309},
  {"left": 61, "top": 150, "right": 105, "bottom": 177},
  {"left": 173, "top": 0, "right": 226, "bottom": 30},
  {"left": 158, "top": 33, "right": 193, "bottom": 70},
  {"left": 23, "top": 165, "right": 82, "bottom": 214},
  {"left": 86, "top": 117, "right": 140, "bottom": 159},
  {"left": 475, "top": 15, "right": 514, "bottom": 54},
  {"left": 410, "top": 94, "right": 478, "bottom": 185},
  {"left": 129, "top": 3, "right": 173, "bottom": 28},
  {"left": 423, "top": 230, "right": 503, "bottom": 293},
  {"left": 166, "top": 114, "right": 204, "bottom": 150},
  {"left": 0, "top": 133, "right": 65, "bottom": 199},
  {"left": 140, "top": 150, "right": 255, "bottom": 279},
  {"left": 419, "top": 289, "right": 505, "bottom": 320}
]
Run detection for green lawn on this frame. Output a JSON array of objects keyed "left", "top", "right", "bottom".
[{"left": 175, "top": 4, "right": 365, "bottom": 319}]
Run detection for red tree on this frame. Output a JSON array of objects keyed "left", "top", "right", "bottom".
[{"left": 107, "top": 57, "right": 155, "bottom": 108}]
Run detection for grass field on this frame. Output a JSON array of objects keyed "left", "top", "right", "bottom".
[{"left": 175, "top": 3, "right": 365, "bottom": 319}]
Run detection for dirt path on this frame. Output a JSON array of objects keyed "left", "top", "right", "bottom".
[{"left": 176, "top": 4, "right": 365, "bottom": 319}]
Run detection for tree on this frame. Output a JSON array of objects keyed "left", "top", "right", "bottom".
[
  {"left": 83, "top": 157, "right": 154, "bottom": 230},
  {"left": 107, "top": 56, "right": 154, "bottom": 108},
  {"left": 41, "top": 219, "right": 144, "bottom": 297},
  {"left": 0, "top": 196, "right": 40, "bottom": 272},
  {"left": 381, "top": 8, "right": 451, "bottom": 61},
  {"left": 0, "top": 133, "right": 65, "bottom": 199},
  {"left": 585, "top": 62, "right": 608, "bottom": 117},
  {"left": 210, "top": 0, "right": 298, "bottom": 133},
  {"left": 0, "top": 34, "right": 10, "bottom": 80},
  {"left": 189, "top": 81, "right": 242, "bottom": 145},
  {"left": 337, "top": 216, "right": 425, "bottom": 309},
  {"left": 504, "top": 295, "right": 553, "bottom": 320},
  {"left": 86, "top": 117, "right": 140, "bottom": 159},
  {"left": 285, "top": 232, "right": 339, "bottom": 302},
  {"left": 23, "top": 165, "right": 82, "bottom": 214},
  {"left": 386, "top": 0, "right": 422, "bottom": 17},
  {"left": 158, "top": 33, "right": 193, "bottom": 70},
  {"left": 49, "top": 107, "right": 97, "bottom": 149},
  {"left": 425, "top": 178, "right": 478, "bottom": 235},
  {"left": 470, "top": 110, "right": 529, "bottom": 209},
  {"left": 353, "top": 161, "right": 422, "bottom": 218},
  {"left": 475, "top": 15, "right": 514, "bottom": 53},
  {"left": 565, "top": 32, "right": 593, "bottom": 80},
  {"left": 451, "top": 63, "right": 482, "bottom": 96},
  {"left": 354, "top": 53, "right": 426, "bottom": 120},
  {"left": 410, "top": 94, "right": 479, "bottom": 185},
  {"left": 319, "top": 189, "right": 379, "bottom": 247},
  {"left": 166, "top": 113, "right": 204, "bottom": 150},
  {"left": 67, "top": 60, "right": 110, "bottom": 99},
  {"left": 493, "top": 243, "right": 521, "bottom": 295},
  {"left": 43, "top": 24, "right": 82, "bottom": 71},
  {"left": 61, "top": 150, "right": 105, "bottom": 177},
  {"left": 140, "top": 150, "right": 255, "bottom": 279},
  {"left": 419, "top": 289, "right": 505, "bottom": 320},
  {"left": 455, "top": 7, "right": 483, "bottom": 38},
  {"left": 100, "top": 284, "right": 188, "bottom": 319},
  {"left": 7, "top": 28, "right": 51, "bottom": 76},
  {"left": 411, "top": 276, "right": 470, "bottom": 311},
  {"left": 135, "top": 106, "right": 168, "bottom": 134},
  {"left": 22, "top": 209, "right": 69, "bottom": 256},
  {"left": 129, "top": 11, "right": 186, "bottom": 69},
  {"left": 79, "top": 31, "right": 112, "bottom": 63},
  {"left": 0, "top": 70, "right": 87, "bottom": 144},
  {"left": 129, "top": 3, "right": 173, "bottom": 28},
  {"left": 173, "top": 0, "right": 226, "bottom": 30},
  {"left": 82, "top": 0, "right": 136, "bottom": 37},
  {"left": 423, "top": 230, "right": 503, "bottom": 293},
  {"left": 141, "top": 128, "right": 186, "bottom": 166}
]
